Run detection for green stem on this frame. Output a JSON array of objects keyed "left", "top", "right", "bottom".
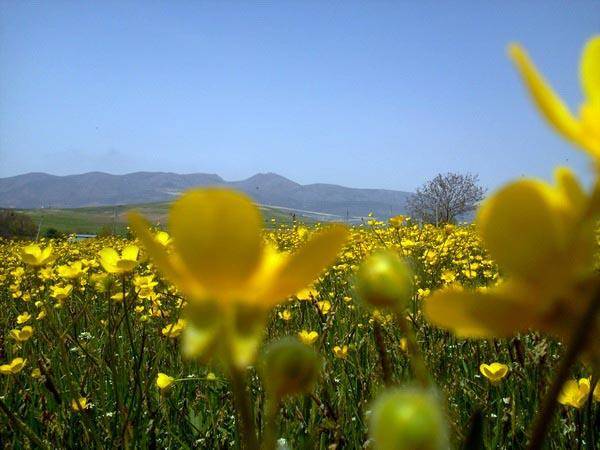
[
  {"left": 527, "top": 290, "right": 600, "bottom": 450},
  {"left": 229, "top": 365, "right": 259, "bottom": 450},
  {"left": 373, "top": 320, "right": 393, "bottom": 386},
  {"left": 395, "top": 313, "right": 431, "bottom": 388},
  {"left": 0, "top": 398, "right": 51, "bottom": 450}
]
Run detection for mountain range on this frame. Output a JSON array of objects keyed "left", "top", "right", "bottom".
[{"left": 0, "top": 171, "right": 411, "bottom": 220}]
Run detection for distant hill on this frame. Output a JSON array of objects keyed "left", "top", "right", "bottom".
[{"left": 0, "top": 171, "right": 411, "bottom": 221}]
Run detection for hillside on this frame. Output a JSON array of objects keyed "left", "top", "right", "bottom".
[{"left": 0, "top": 171, "right": 411, "bottom": 220}]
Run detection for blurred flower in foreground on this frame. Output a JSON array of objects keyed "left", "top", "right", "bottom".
[
  {"left": 129, "top": 188, "right": 348, "bottom": 368},
  {"left": 509, "top": 36, "right": 600, "bottom": 162},
  {"left": 20, "top": 244, "right": 55, "bottom": 267},
  {"left": 558, "top": 378, "right": 591, "bottom": 409},
  {"left": 425, "top": 168, "right": 597, "bottom": 345},
  {"left": 98, "top": 246, "right": 140, "bottom": 274},
  {"left": 479, "top": 363, "right": 509, "bottom": 384},
  {"left": 369, "top": 387, "right": 449, "bottom": 450},
  {"left": 355, "top": 250, "right": 413, "bottom": 310}
]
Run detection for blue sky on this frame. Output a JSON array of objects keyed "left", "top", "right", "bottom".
[{"left": 0, "top": 1, "right": 598, "bottom": 191}]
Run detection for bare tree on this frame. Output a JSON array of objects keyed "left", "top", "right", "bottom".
[{"left": 407, "top": 173, "right": 485, "bottom": 224}]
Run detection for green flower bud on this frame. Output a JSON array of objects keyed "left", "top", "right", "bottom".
[
  {"left": 355, "top": 250, "right": 413, "bottom": 310},
  {"left": 369, "top": 387, "right": 449, "bottom": 450},
  {"left": 262, "top": 338, "right": 320, "bottom": 400}
]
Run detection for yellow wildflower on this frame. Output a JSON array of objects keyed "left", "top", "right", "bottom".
[
  {"left": 479, "top": 363, "right": 509, "bottom": 384},
  {"left": 50, "top": 284, "right": 73, "bottom": 301},
  {"left": 57, "top": 261, "right": 87, "bottom": 279},
  {"left": 129, "top": 188, "right": 347, "bottom": 367},
  {"left": 162, "top": 319, "right": 186, "bottom": 338},
  {"left": 98, "top": 246, "right": 140, "bottom": 274},
  {"left": 333, "top": 345, "right": 348, "bottom": 359},
  {"left": 16, "top": 312, "right": 31, "bottom": 324},
  {"left": 0, "top": 357, "right": 26, "bottom": 375},
  {"left": 558, "top": 378, "right": 591, "bottom": 409},
  {"left": 425, "top": 168, "right": 596, "bottom": 342},
  {"left": 156, "top": 373, "right": 175, "bottom": 390},
  {"left": 20, "top": 244, "right": 55, "bottom": 267},
  {"left": 298, "top": 330, "right": 319, "bottom": 345},
  {"left": 509, "top": 36, "right": 600, "bottom": 162},
  {"left": 10, "top": 326, "right": 33, "bottom": 342},
  {"left": 71, "top": 397, "right": 90, "bottom": 412}
]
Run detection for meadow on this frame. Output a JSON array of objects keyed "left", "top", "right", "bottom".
[
  {"left": 0, "top": 217, "right": 598, "bottom": 449},
  {"left": 1, "top": 32, "right": 599, "bottom": 450}
]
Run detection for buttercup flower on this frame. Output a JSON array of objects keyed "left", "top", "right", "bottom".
[
  {"left": 10, "top": 326, "right": 33, "bottom": 342},
  {"left": 479, "top": 363, "right": 509, "bottom": 384},
  {"left": 333, "top": 345, "right": 348, "bottom": 359},
  {"left": 298, "top": 330, "right": 319, "bottom": 345},
  {"left": 129, "top": 188, "right": 347, "bottom": 367},
  {"left": 425, "top": 168, "right": 596, "bottom": 343},
  {"left": 71, "top": 397, "right": 90, "bottom": 412},
  {"left": 20, "top": 244, "right": 55, "bottom": 267},
  {"left": 558, "top": 378, "right": 591, "bottom": 409},
  {"left": 509, "top": 36, "right": 600, "bottom": 162},
  {"left": 57, "top": 261, "right": 87, "bottom": 279},
  {"left": 156, "top": 373, "right": 175, "bottom": 390},
  {"left": 0, "top": 357, "right": 26, "bottom": 375},
  {"left": 98, "top": 246, "right": 140, "bottom": 274}
]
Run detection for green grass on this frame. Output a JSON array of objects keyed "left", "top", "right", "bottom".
[{"left": 20, "top": 202, "right": 308, "bottom": 236}]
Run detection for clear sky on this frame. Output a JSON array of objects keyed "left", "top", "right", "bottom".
[{"left": 0, "top": 1, "right": 598, "bottom": 191}]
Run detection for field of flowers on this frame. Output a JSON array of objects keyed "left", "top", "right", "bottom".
[
  {"left": 1, "top": 34, "right": 599, "bottom": 450},
  {"left": 0, "top": 216, "right": 598, "bottom": 449}
]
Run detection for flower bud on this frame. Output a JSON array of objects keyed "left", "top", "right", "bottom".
[
  {"left": 262, "top": 338, "right": 320, "bottom": 400},
  {"left": 355, "top": 250, "right": 413, "bottom": 310},
  {"left": 369, "top": 387, "right": 449, "bottom": 450}
]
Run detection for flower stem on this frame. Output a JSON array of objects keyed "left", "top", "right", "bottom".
[
  {"left": 0, "top": 398, "right": 51, "bottom": 450},
  {"left": 373, "top": 320, "right": 393, "bottom": 386},
  {"left": 229, "top": 365, "right": 259, "bottom": 450},
  {"left": 527, "top": 290, "right": 600, "bottom": 450}
]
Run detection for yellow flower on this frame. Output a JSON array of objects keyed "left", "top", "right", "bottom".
[
  {"left": 278, "top": 309, "right": 292, "bottom": 321},
  {"left": 156, "top": 373, "right": 175, "bottom": 390},
  {"left": 558, "top": 378, "right": 591, "bottom": 409},
  {"left": 425, "top": 168, "right": 595, "bottom": 341},
  {"left": 333, "top": 345, "right": 348, "bottom": 359},
  {"left": 155, "top": 231, "right": 171, "bottom": 246},
  {"left": 57, "top": 261, "right": 87, "bottom": 279},
  {"left": 479, "top": 363, "right": 509, "bottom": 384},
  {"left": 298, "top": 330, "right": 319, "bottom": 345},
  {"left": 16, "top": 312, "right": 31, "bottom": 324},
  {"left": 316, "top": 300, "right": 331, "bottom": 315},
  {"left": 98, "top": 246, "right": 140, "bottom": 274},
  {"left": 36, "top": 310, "right": 46, "bottom": 320},
  {"left": 162, "top": 319, "right": 186, "bottom": 338},
  {"left": 129, "top": 188, "right": 347, "bottom": 367},
  {"left": 509, "top": 36, "right": 600, "bottom": 161},
  {"left": 0, "top": 357, "right": 26, "bottom": 375},
  {"left": 10, "top": 326, "right": 33, "bottom": 342},
  {"left": 31, "top": 368, "right": 41, "bottom": 379},
  {"left": 440, "top": 270, "right": 457, "bottom": 283},
  {"left": 20, "top": 244, "right": 55, "bottom": 267},
  {"left": 71, "top": 397, "right": 90, "bottom": 412},
  {"left": 50, "top": 284, "right": 73, "bottom": 301},
  {"left": 295, "top": 286, "right": 318, "bottom": 301},
  {"left": 399, "top": 337, "right": 409, "bottom": 353}
]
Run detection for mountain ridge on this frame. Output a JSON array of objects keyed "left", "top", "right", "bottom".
[{"left": 0, "top": 171, "right": 411, "bottom": 220}]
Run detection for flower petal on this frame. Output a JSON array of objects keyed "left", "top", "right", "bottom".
[
  {"left": 128, "top": 212, "right": 189, "bottom": 291},
  {"left": 581, "top": 36, "right": 600, "bottom": 103},
  {"left": 508, "top": 44, "right": 582, "bottom": 146},
  {"left": 424, "top": 285, "right": 538, "bottom": 338},
  {"left": 477, "top": 179, "right": 565, "bottom": 281},
  {"left": 169, "top": 189, "right": 263, "bottom": 296},
  {"left": 261, "top": 225, "right": 348, "bottom": 305}
]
